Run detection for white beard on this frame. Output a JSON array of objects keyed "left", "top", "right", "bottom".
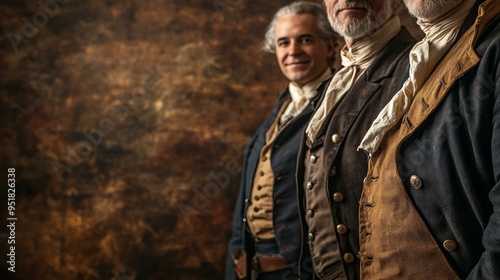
[
  {"left": 403, "top": 0, "right": 466, "bottom": 21},
  {"left": 329, "top": 0, "right": 394, "bottom": 39}
]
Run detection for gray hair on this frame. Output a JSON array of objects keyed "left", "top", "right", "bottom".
[{"left": 263, "top": 1, "right": 336, "bottom": 53}]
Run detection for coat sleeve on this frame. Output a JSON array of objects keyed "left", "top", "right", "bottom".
[
  {"left": 225, "top": 140, "right": 254, "bottom": 280},
  {"left": 225, "top": 181, "right": 246, "bottom": 280},
  {"left": 466, "top": 37, "right": 500, "bottom": 279}
]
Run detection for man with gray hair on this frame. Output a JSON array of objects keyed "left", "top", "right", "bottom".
[
  {"left": 357, "top": 0, "right": 500, "bottom": 278},
  {"left": 226, "top": 2, "right": 336, "bottom": 279},
  {"left": 296, "top": 0, "right": 416, "bottom": 279}
]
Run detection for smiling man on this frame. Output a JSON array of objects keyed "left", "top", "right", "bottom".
[
  {"left": 295, "top": 0, "right": 416, "bottom": 279},
  {"left": 225, "top": 2, "right": 336, "bottom": 280},
  {"left": 274, "top": 13, "right": 333, "bottom": 88}
]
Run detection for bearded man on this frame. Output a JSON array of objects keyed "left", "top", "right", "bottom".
[
  {"left": 295, "top": 0, "right": 416, "bottom": 279},
  {"left": 357, "top": 0, "right": 500, "bottom": 278}
]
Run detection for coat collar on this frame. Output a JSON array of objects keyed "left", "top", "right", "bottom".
[
  {"left": 276, "top": 68, "right": 334, "bottom": 104},
  {"left": 362, "top": 27, "right": 416, "bottom": 84},
  {"left": 401, "top": 0, "right": 499, "bottom": 135},
  {"left": 329, "top": 27, "right": 415, "bottom": 87},
  {"left": 305, "top": 27, "right": 416, "bottom": 145}
]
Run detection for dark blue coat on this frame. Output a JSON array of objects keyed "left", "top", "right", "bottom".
[{"left": 225, "top": 86, "right": 326, "bottom": 280}]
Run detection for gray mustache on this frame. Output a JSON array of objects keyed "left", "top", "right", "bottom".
[{"left": 334, "top": 1, "right": 371, "bottom": 13}]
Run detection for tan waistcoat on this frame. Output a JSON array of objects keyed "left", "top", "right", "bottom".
[{"left": 247, "top": 101, "right": 290, "bottom": 239}]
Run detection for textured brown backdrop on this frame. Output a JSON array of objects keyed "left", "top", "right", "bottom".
[{"left": 0, "top": 1, "right": 421, "bottom": 279}]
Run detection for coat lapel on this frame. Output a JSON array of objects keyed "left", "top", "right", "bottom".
[{"left": 322, "top": 28, "right": 415, "bottom": 168}]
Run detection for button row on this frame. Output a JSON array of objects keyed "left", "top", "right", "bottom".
[
  {"left": 363, "top": 174, "right": 424, "bottom": 190},
  {"left": 308, "top": 224, "right": 349, "bottom": 238}
]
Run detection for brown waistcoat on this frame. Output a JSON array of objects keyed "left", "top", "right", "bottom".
[{"left": 303, "top": 141, "right": 346, "bottom": 280}]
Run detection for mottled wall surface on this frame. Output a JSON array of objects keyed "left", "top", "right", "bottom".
[{"left": 0, "top": 1, "right": 420, "bottom": 279}]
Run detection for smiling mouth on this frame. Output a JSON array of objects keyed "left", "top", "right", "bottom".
[{"left": 286, "top": 61, "right": 309, "bottom": 66}]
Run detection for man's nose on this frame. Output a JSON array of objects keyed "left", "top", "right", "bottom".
[{"left": 289, "top": 41, "right": 303, "bottom": 55}]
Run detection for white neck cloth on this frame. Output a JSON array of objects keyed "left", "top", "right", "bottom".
[
  {"left": 306, "top": 16, "right": 401, "bottom": 142},
  {"left": 358, "top": 0, "right": 476, "bottom": 155},
  {"left": 279, "top": 68, "right": 332, "bottom": 125}
]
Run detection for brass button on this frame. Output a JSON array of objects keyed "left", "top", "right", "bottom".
[
  {"left": 307, "top": 181, "right": 314, "bottom": 190},
  {"left": 343, "top": 253, "right": 354, "bottom": 263},
  {"left": 410, "top": 175, "right": 423, "bottom": 189},
  {"left": 242, "top": 218, "right": 247, "bottom": 223},
  {"left": 244, "top": 198, "right": 249, "bottom": 203},
  {"left": 308, "top": 232, "right": 315, "bottom": 241},
  {"left": 330, "top": 167, "right": 336, "bottom": 176},
  {"left": 259, "top": 170, "right": 265, "bottom": 176},
  {"left": 254, "top": 196, "right": 260, "bottom": 201},
  {"left": 257, "top": 185, "right": 262, "bottom": 191},
  {"left": 307, "top": 209, "right": 314, "bottom": 218},
  {"left": 253, "top": 207, "right": 259, "bottom": 212},
  {"left": 331, "top": 134, "right": 342, "bottom": 144},
  {"left": 443, "top": 240, "right": 457, "bottom": 252},
  {"left": 310, "top": 155, "right": 317, "bottom": 163},
  {"left": 333, "top": 192, "right": 344, "bottom": 203},
  {"left": 336, "top": 224, "right": 347, "bottom": 235}
]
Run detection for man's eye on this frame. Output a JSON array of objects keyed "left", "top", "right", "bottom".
[
  {"left": 301, "top": 38, "right": 313, "bottom": 44},
  {"left": 278, "top": 41, "right": 289, "bottom": 47}
]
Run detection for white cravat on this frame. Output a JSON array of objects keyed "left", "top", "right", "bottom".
[
  {"left": 279, "top": 68, "right": 331, "bottom": 125},
  {"left": 358, "top": 0, "right": 476, "bottom": 155},
  {"left": 306, "top": 16, "right": 402, "bottom": 142}
]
